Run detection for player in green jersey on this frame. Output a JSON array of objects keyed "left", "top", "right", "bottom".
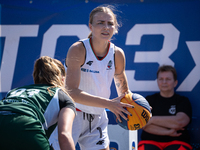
[{"left": 0, "top": 56, "right": 76, "bottom": 150}]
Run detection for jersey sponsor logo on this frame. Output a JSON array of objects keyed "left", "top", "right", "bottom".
[
  {"left": 86, "top": 61, "right": 93, "bottom": 66},
  {"left": 106, "top": 60, "right": 113, "bottom": 70},
  {"left": 169, "top": 105, "right": 176, "bottom": 115},
  {"left": 81, "top": 68, "right": 99, "bottom": 73},
  {"left": 96, "top": 140, "right": 104, "bottom": 145},
  {"left": 2, "top": 99, "right": 29, "bottom": 104}
]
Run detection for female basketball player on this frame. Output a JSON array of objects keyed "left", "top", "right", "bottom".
[
  {"left": 49, "top": 5, "right": 134, "bottom": 150},
  {"left": 0, "top": 56, "right": 76, "bottom": 150}
]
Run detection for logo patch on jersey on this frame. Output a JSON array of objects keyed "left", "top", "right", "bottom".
[
  {"left": 81, "top": 68, "right": 99, "bottom": 73},
  {"left": 96, "top": 140, "right": 104, "bottom": 145},
  {"left": 86, "top": 61, "right": 93, "bottom": 66},
  {"left": 169, "top": 105, "right": 176, "bottom": 114},
  {"left": 106, "top": 60, "right": 113, "bottom": 70}
]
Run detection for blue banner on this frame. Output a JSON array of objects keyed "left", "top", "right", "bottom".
[{"left": 0, "top": 0, "right": 200, "bottom": 148}]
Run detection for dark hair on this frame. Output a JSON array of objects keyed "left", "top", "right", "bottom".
[
  {"left": 88, "top": 5, "right": 120, "bottom": 38},
  {"left": 157, "top": 65, "right": 177, "bottom": 81}
]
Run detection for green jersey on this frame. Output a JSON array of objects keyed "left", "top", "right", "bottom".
[{"left": 0, "top": 84, "right": 76, "bottom": 137}]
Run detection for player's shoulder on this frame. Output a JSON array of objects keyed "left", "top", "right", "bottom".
[
  {"left": 114, "top": 45, "right": 124, "bottom": 54},
  {"left": 67, "top": 41, "right": 85, "bottom": 57},
  {"left": 70, "top": 41, "right": 85, "bottom": 52},
  {"left": 66, "top": 41, "right": 86, "bottom": 66},
  {"left": 58, "top": 89, "right": 73, "bottom": 102},
  {"left": 114, "top": 45, "right": 125, "bottom": 60}
]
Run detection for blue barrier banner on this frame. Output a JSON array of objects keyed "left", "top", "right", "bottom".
[{"left": 0, "top": 0, "right": 200, "bottom": 149}]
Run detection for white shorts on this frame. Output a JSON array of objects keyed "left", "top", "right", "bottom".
[{"left": 49, "top": 109, "right": 109, "bottom": 150}]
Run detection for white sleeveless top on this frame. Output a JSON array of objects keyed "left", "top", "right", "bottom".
[{"left": 75, "top": 38, "right": 115, "bottom": 114}]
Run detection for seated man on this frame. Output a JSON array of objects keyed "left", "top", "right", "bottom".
[{"left": 138, "top": 65, "right": 192, "bottom": 150}]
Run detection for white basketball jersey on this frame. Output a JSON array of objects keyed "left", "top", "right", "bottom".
[{"left": 76, "top": 38, "right": 115, "bottom": 114}]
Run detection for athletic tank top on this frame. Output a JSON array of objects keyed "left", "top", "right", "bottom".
[{"left": 76, "top": 38, "right": 115, "bottom": 114}]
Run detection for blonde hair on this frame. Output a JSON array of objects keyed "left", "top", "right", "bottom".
[
  {"left": 88, "top": 5, "right": 120, "bottom": 38},
  {"left": 33, "top": 56, "right": 72, "bottom": 99}
]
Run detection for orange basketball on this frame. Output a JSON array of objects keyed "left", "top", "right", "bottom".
[{"left": 114, "top": 93, "right": 151, "bottom": 130}]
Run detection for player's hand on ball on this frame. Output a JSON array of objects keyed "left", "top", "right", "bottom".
[
  {"left": 113, "top": 93, "right": 151, "bottom": 130},
  {"left": 108, "top": 94, "right": 134, "bottom": 122}
]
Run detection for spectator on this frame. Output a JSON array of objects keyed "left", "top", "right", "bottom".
[{"left": 138, "top": 65, "right": 192, "bottom": 150}]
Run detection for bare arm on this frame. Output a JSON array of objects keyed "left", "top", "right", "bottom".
[
  {"left": 147, "top": 112, "right": 190, "bottom": 129},
  {"left": 143, "top": 112, "right": 190, "bottom": 136},
  {"left": 65, "top": 42, "right": 132, "bottom": 121},
  {"left": 114, "top": 46, "right": 130, "bottom": 96},
  {"left": 143, "top": 123, "right": 182, "bottom": 137},
  {"left": 112, "top": 47, "right": 133, "bottom": 121},
  {"left": 58, "top": 107, "right": 75, "bottom": 150}
]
